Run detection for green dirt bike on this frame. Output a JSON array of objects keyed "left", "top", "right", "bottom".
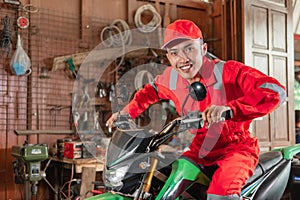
[{"left": 87, "top": 82, "right": 300, "bottom": 200}]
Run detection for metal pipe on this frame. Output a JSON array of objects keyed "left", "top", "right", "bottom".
[{"left": 14, "top": 129, "right": 75, "bottom": 135}]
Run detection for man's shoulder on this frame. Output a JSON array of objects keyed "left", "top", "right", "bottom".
[
  {"left": 162, "top": 66, "right": 174, "bottom": 73},
  {"left": 223, "top": 60, "right": 243, "bottom": 66},
  {"left": 157, "top": 66, "right": 176, "bottom": 78},
  {"left": 222, "top": 60, "right": 248, "bottom": 71},
  {"left": 155, "top": 66, "right": 174, "bottom": 84}
]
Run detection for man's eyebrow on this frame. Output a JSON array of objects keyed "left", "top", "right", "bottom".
[
  {"left": 183, "top": 43, "right": 194, "bottom": 49},
  {"left": 169, "top": 43, "right": 194, "bottom": 51}
]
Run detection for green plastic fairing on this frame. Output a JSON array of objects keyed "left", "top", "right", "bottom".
[{"left": 84, "top": 192, "right": 132, "bottom": 200}]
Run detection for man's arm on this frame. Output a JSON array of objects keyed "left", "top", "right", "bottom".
[
  {"left": 225, "top": 61, "right": 286, "bottom": 121},
  {"left": 106, "top": 83, "right": 160, "bottom": 128}
]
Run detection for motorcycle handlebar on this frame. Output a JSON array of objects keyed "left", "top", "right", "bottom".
[
  {"left": 180, "top": 110, "right": 232, "bottom": 128},
  {"left": 113, "top": 110, "right": 232, "bottom": 130},
  {"left": 112, "top": 114, "right": 136, "bottom": 130},
  {"left": 220, "top": 110, "right": 233, "bottom": 121}
]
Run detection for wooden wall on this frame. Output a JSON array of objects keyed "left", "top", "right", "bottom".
[
  {"left": 0, "top": 0, "right": 295, "bottom": 199},
  {"left": 0, "top": 0, "right": 214, "bottom": 199},
  {"left": 0, "top": 0, "right": 294, "bottom": 199}
]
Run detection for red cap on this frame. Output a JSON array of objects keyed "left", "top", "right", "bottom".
[{"left": 162, "top": 19, "right": 203, "bottom": 49}]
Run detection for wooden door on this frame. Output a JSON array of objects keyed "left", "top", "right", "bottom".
[{"left": 244, "top": 0, "right": 295, "bottom": 151}]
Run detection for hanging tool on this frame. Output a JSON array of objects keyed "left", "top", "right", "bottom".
[
  {"left": 97, "top": 82, "right": 107, "bottom": 98},
  {"left": 94, "top": 111, "right": 100, "bottom": 130},
  {"left": 17, "top": 16, "right": 30, "bottom": 29},
  {"left": 3, "top": 0, "right": 20, "bottom": 5},
  {"left": 0, "top": 16, "right": 12, "bottom": 57},
  {"left": 65, "top": 57, "right": 77, "bottom": 78},
  {"left": 16, "top": 4, "right": 38, "bottom": 29}
]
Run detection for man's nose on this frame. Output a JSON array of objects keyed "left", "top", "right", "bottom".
[{"left": 177, "top": 50, "right": 189, "bottom": 60}]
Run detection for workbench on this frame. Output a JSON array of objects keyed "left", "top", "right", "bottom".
[
  {"left": 47, "top": 156, "right": 104, "bottom": 200},
  {"left": 50, "top": 156, "right": 104, "bottom": 173}
]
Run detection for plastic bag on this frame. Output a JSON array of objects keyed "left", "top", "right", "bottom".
[{"left": 10, "top": 34, "right": 31, "bottom": 76}]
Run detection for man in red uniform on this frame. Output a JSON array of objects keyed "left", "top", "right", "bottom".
[{"left": 106, "top": 19, "right": 286, "bottom": 199}]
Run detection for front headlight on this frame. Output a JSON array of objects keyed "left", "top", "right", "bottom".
[{"left": 104, "top": 165, "right": 129, "bottom": 189}]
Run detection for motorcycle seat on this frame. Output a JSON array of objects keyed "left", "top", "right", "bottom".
[{"left": 244, "top": 151, "right": 283, "bottom": 187}]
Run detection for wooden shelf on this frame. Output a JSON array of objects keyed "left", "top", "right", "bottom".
[{"left": 51, "top": 46, "right": 166, "bottom": 72}]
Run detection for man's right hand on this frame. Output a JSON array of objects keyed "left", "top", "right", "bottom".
[{"left": 106, "top": 112, "right": 119, "bottom": 129}]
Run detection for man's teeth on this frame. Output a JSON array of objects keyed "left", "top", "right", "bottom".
[{"left": 181, "top": 64, "right": 191, "bottom": 70}]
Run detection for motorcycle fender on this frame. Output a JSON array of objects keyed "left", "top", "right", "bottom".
[
  {"left": 155, "top": 158, "right": 209, "bottom": 200},
  {"left": 84, "top": 192, "right": 132, "bottom": 200},
  {"left": 272, "top": 143, "right": 300, "bottom": 159}
]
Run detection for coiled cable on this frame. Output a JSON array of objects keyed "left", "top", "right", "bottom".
[
  {"left": 22, "top": 4, "right": 39, "bottom": 13},
  {"left": 100, "top": 20, "right": 132, "bottom": 74},
  {"left": 111, "top": 19, "right": 132, "bottom": 46},
  {"left": 100, "top": 19, "right": 131, "bottom": 47},
  {"left": 100, "top": 25, "right": 123, "bottom": 47},
  {"left": 134, "top": 4, "right": 162, "bottom": 33},
  {"left": 134, "top": 70, "right": 154, "bottom": 90}
]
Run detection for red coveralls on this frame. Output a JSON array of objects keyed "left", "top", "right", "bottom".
[{"left": 123, "top": 56, "right": 286, "bottom": 196}]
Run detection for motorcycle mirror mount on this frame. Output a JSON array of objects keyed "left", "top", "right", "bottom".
[{"left": 181, "top": 82, "right": 207, "bottom": 116}]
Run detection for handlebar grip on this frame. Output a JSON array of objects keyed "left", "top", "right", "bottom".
[{"left": 220, "top": 110, "right": 233, "bottom": 121}]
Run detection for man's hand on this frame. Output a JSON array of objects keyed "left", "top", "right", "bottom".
[
  {"left": 106, "top": 110, "right": 130, "bottom": 129},
  {"left": 106, "top": 112, "right": 119, "bottom": 129},
  {"left": 202, "top": 105, "right": 232, "bottom": 125}
]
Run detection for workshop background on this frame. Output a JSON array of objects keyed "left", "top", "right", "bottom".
[{"left": 0, "top": 0, "right": 299, "bottom": 199}]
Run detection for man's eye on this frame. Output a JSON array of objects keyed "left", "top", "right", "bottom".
[
  {"left": 185, "top": 47, "right": 193, "bottom": 53},
  {"left": 170, "top": 51, "right": 177, "bottom": 56}
]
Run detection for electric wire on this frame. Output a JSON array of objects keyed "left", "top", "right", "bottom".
[
  {"left": 100, "top": 19, "right": 132, "bottom": 74},
  {"left": 59, "top": 164, "right": 77, "bottom": 200}
]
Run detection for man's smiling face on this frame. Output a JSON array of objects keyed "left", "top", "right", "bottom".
[{"left": 166, "top": 39, "right": 207, "bottom": 83}]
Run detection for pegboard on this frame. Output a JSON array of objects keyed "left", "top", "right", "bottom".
[
  {"left": 0, "top": 2, "right": 168, "bottom": 147},
  {"left": 0, "top": 3, "right": 119, "bottom": 141}
]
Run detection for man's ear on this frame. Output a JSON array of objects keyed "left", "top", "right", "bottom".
[
  {"left": 201, "top": 43, "right": 207, "bottom": 55},
  {"left": 166, "top": 52, "right": 170, "bottom": 61},
  {"left": 166, "top": 53, "right": 171, "bottom": 61}
]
